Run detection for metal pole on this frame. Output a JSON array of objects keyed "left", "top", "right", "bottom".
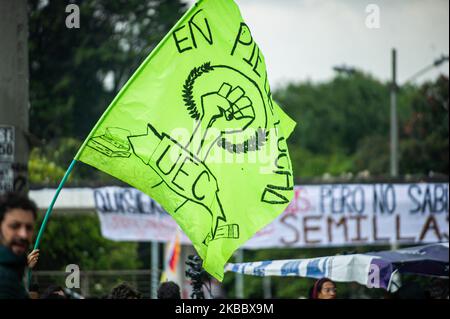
[
  {"left": 390, "top": 48, "right": 399, "bottom": 250},
  {"left": 390, "top": 48, "right": 398, "bottom": 178},
  {"left": 151, "top": 241, "right": 159, "bottom": 299},
  {"left": 263, "top": 276, "right": 272, "bottom": 299},
  {"left": 82, "top": 272, "right": 90, "bottom": 297},
  {"left": 235, "top": 249, "right": 244, "bottom": 298}
]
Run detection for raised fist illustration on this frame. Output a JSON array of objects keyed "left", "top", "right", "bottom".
[{"left": 200, "top": 83, "right": 255, "bottom": 134}]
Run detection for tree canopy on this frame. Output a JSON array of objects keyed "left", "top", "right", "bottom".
[
  {"left": 274, "top": 73, "right": 448, "bottom": 179},
  {"left": 28, "top": 0, "right": 187, "bottom": 141}
]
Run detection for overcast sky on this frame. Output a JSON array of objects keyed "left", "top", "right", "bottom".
[{"left": 185, "top": 0, "right": 449, "bottom": 89}]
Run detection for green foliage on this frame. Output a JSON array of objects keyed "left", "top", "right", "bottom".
[
  {"left": 34, "top": 213, "right": 141, "bottom": 271},
  {"left": 399, "top": 76, "right": 449, "bottom": 175},
  {"left": 28, "top": 137, "right": 120, "bottom": 187},
  {"left": 275, "top": 72, "right": 390, "bottom": 155},
  {"left": 274, "top": 72, "right": 448, "bottom": 179},
  {"left": 274, "top": 72, "right": 391, "bottom": 179},
  {"left": 353, "top": 135, "right": 390, "bottom": 175},
  {"left": 290, "top": 147, "right": 354, "bottom": 178},
  {"left": 28, "top": 0, "right": 187, "bottom": 141},
  {"left": 29, "top": 148, "right": 66, "bottom": 185}
]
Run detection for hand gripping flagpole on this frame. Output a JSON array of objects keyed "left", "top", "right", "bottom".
[{"left": 27, "top": 159, "right": 77, "bottom": 288}]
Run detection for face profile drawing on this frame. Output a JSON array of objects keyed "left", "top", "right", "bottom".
[{"left": 87, "top": 62, "right": 270, "bottom": 244}]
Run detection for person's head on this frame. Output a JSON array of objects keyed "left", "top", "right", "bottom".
[
  {"left": 309, "top": 278, "right": 337, "bottom": 299},
  {"left": 29, "top": 283, "right": 40, "bottom": 299},
  {"left": 157, "top": 281, "right": 181, "bottom": 299},
  {"left": 109, "top": 282, "right": 141, "bottom": 299},
  {"left": 425, "top": 278, "right": 449, "bottom": 299},
  {"left": 41, "top": 285, "right": 67, "bottom": 299},
  {"left": 0, "top": 192, "right": 37, "bottom": 256}
]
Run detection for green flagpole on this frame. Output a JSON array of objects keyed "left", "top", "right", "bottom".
[{"left": 27, "top": 159, "right": 77, "bottom": 288}]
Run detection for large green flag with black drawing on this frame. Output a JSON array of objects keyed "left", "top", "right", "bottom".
[{"left": 76, "top": 0, "right": 296, "bottom": 281}]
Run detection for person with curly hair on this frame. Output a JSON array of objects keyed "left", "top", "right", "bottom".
[
  {"left": 157, "top": 281, "right": 181, "bottom": 299},
  {"left": 108, "top": 282, "right": 142, "bottom": 299},
  {"left": 0, "top": 192, "right": 38, "bottom": 299}
]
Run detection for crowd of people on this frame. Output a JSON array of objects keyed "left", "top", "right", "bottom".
[
  {"left": 0, "top": 191, "right": 183, "bottom": 299},
  {"left": 0, "top": 191, "right": 446, "bottom": 300},
  {"left": 0, "top": 191, "right": 335, "bottom": 300},
  {"left": 19, "top": 282, "right": 181, "bottom": 300}
]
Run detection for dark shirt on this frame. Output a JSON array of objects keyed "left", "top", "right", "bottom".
[{"left": 0, "top": 244, "right": 29, "bottom": 299}]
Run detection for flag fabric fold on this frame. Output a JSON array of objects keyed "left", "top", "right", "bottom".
[{"left": 225, "top": 243, "right": 450, "bottom": 292}]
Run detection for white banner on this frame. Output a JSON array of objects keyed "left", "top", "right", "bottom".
[
  {"left": 94, "top": 184, "right": 449, "bottom": 248},
  {"left": 225, "top": 243, "right": 449, "bottom": 291},
  {"left": 94, "top": 187, "right": 191, "bottom": 243}
]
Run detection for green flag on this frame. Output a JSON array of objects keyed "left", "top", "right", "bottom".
[{"left": 76, "top": 0, "right": 296, "bottom": 281}]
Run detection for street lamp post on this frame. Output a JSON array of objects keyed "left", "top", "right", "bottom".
[
  {"left": 333, "top": 65, "right": 357, "bottom": 75},
  {"left": 389, "top": 49, "right": 399, "bottom": 250},
  {"left": 390, "top": 49, "right": 398, "bottom": 177},
  {"left": 403, "top": 55, "right": 449, "bottom": 84}
]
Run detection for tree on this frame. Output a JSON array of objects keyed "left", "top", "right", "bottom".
[
  {"left": 34, "top": 214, "right": 141, "bottom": 271},
  {"left": 28, "top": 0, "right": 187, "bottom": 141},
  {"left": 400, "top": 75, "right": 449, "bottom": 175},
  {"left": 273, "top": 71, "right": 447, "bottom": 179},
  {"left": 275, "top": 72, "right": 390, "bottom": 156},
  {"left": 274, "top": 71, "right": 392, "bottom": 177}
]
